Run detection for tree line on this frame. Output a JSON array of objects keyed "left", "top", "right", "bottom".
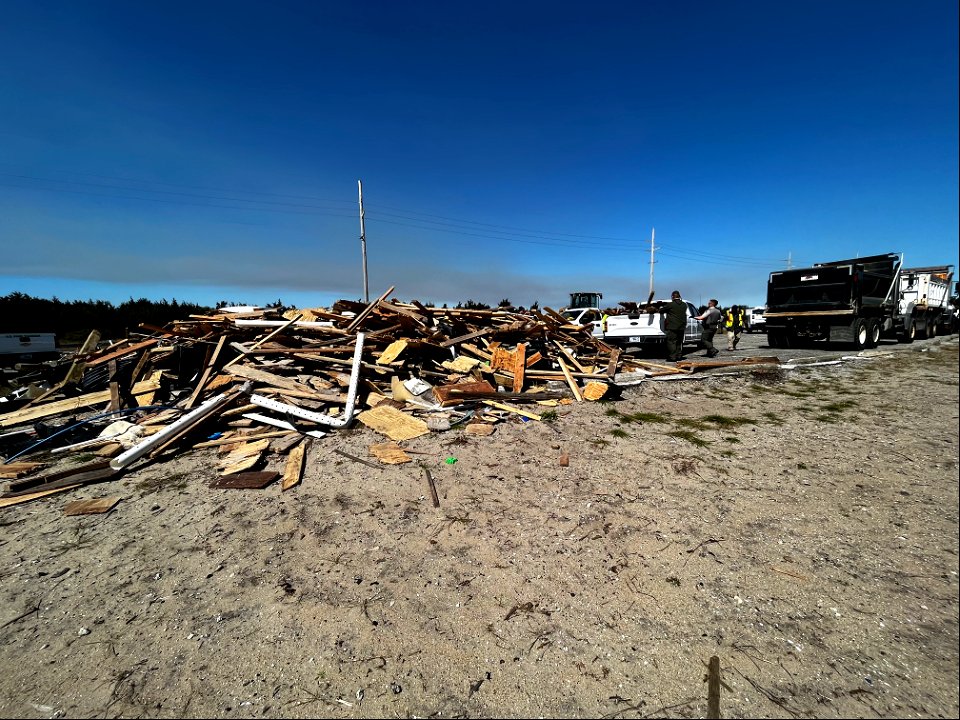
[{"left": 0, "top": 292, "right": 212, "bottom": 344}]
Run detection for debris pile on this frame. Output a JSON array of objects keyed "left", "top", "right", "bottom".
[{"left": 1, "top": 289, "right": 779, "bottom": 507}]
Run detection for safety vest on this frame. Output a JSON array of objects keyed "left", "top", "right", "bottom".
[{"left": 724, "top": 309, "right": 744, "bottom": 330}]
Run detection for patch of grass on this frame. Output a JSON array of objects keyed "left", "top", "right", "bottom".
[
  {"left": 700, "top": 414, "right": 756, "bottom": 428},
  {"left": 761, "top": 411, "right": 784, "bottom": 426},
  {"left": 797, "top": 462, "right": 808, "bottom": 469},
  {"left": 65, "top": 452, "right": 99, "bottom": 465},
  {"left": 589, "top": 438, "right": 610, "bottom": 447},
  {"left": 609, "top": 428, "right": 630, "bottom": 439},
  {"left": 820, "top": 400, "right": 858, "bottom": 413},
  {"left": 666, "top": 430, "right": 710, "bottom": 447},
  {"left": 675, "top": 418, "right": 708, "bottom": 430},
  {"left": 719, "top": 450, "right": 735, "bottom": 458},
  {"left": 540, "top": 410, "right": 558, "bottom": 423},
  {"left": 816, "top": 414, "right": 840, "bottom": 424},
  {"left": 727, "top": 437, "right": 741, "bottom": 444},
  {"left": 604, "top": 408, "right": 621, "bottom": 418},
  {"left": 623, "top": 411, "right": 668, "bottom": 424},
  {"left": 135, "top": 472, "right": 189, "bottom": 496}
]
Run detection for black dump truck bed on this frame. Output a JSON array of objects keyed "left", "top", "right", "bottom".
[{"left": 767, "top": 253, "right": 899, "bottom": 313}]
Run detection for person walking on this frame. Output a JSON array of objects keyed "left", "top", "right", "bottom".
[
  {"left": 694, "top": 299, "right": 722, "bottom": 357},
  {"left": 725, "top": 304, "right": 746, "bottom": 350},
  {"left": 664, "top": 290, "right": 688, "bottom": 362}
]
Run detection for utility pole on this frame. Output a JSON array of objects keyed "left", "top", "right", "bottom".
[
  {"left": 786, "top": 251, "right": 793, "bottom": 270},
  {"left": 358, "top": 179, "right": 369, "bottom": 302},
  {"left": 648, "top": 227, "right": 656, "bottom": 298}
]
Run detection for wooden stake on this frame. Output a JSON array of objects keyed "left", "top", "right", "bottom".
[
  {"left": 557, "top": 356, "right": 583, "bottom": 402},
  {"left": 707, "top": 655, "right": 721, "bottom": 719},
  {"left": 424, "top": 468, "right": 440, "bottom": 508}
]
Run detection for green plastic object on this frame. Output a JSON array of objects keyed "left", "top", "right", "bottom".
[{"left": 444, "top": 457, "right": 458, "bottom": 465}]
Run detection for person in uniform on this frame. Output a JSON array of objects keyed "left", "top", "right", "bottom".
[{"left": 664, "top": 290, "right": 688, "bottom": 362}]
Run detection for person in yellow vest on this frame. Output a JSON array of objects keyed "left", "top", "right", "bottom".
[{"left": 725, "top": 305, "right": 746, "bottom": 350}]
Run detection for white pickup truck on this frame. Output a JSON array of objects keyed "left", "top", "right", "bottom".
[
  {"left": 601, "top": 301, "right": 703, "bottom": 351},
  {"left": 559, "top": 307, "right": 605, "bottom": 338}
]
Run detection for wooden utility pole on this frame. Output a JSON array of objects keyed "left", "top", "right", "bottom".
[
  {"left": 648, "top": 227, "right": 656, "bottom": 298},
  {"left": 358, "top": 179, "right": 369, "bottom": 302}
]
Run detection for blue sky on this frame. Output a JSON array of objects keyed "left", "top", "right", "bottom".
[{"left": 1, "top": 0, "right": 957, "bottom": 312}]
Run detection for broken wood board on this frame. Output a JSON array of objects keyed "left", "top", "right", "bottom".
[
  {"left": 464, "top": 423, "right": 496, "bottom": 437},
  {"left": 218, "top": 438, "right": 270, "bottom": 475},
  {"left": 225, "top": 364, "right": 344, "bottom": 402},
  {"left": 281, "top": 439, "right": 308, "bottom": 491},
  {"left": 369, "top": 443, "right": 412, "bottom": 464},
  {"left": 0, "top": 484, "right": 82, "bottom": 508},
  {"left": 581, "top": 381, "right": 609, "bottom": 401},
  {"left": 210, "top": 472, "right": 280, "bottom": 489},
  {"left": 481, "top": 400, "right": 541, "bottom": 421},
  {"left": 441, "top": 356, "right": 481, "bottom": 373},
  {"left": 0, "top": 462, "right": 45, "bottom": 480},
  {"left": 557, "top": 356, "right": 583, "bottom": 402},
  {"left": 433, "top": 380, "right": 497, "bottom": 407},
  {"left": 0, "top": 374, "right": 162, "bottom": 428},
  {"left": 376, "top": 339, "right": 408, "bottom": 365},
  {"left": 357, "top": 405, "right": 429, "bottom": 441},
  {"left": 64, "top": 496, "right": 122, "bottom": 516},
  {"left": 676, "top": 356, "right": 781, "bottom": 371}
]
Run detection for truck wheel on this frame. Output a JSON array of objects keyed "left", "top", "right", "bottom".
[
  {"left": 852, "top": 318, "right": 868, "bottom": 350},
  {"left": 866, "top": 320, "right": 880, "bottom": 348},
  {"left": 766, "top": 331, "right": 780, "bottom": 348},
  {"left": 928, "top": 319, "right": 938, "bottom": 338},
  {"left": 898, "top": 321, "right": 916, "bottom": 343}
]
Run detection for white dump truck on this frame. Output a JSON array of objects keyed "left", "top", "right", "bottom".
[{"left": 896, "top": 265, "right": 955, "bottom": 341}]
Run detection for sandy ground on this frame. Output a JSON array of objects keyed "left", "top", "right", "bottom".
[{"left": 1, "top": 336, "right": 957, "bottom": 719}]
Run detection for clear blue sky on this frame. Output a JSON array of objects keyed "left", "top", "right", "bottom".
[{"left": 1, "top": 0, "right": 957, "bottom": 311}]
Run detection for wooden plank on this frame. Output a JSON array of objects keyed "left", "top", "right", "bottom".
[
  {"left": 582, "top": 381, "right": 609, "bottom": 401},
  {"left": 557, "top": 356, "right": 583, "bottom": 402},
  {"left": 107, "top": 360, "right": 121, "bottom": 412},
  {"left": 0, "top": 375, "right": 162, "bottom": 428},
  {"left": 224, "top": 364, "right": 341, "bottom": 401},
  {"left": 605, "top": 348, "right": 621, "bottom": 377},
  {"left": 83, "top": 339, "right": 158, "bottom": 369},
  {"left": 218, "top": 438, "right": 270, "bottom": 475},
  {"left": 513, "top": 343, "right": 526, "bottom": 392},
  {"left": 281, "top": 439, "right": 308, "bottom": 491},
  {"left": 0, "top": 484, "right": 81, "bottom": 508},
  {"left": 64, "top": 496, "right": 121, "bottom": 516},
  {"left": 210, "top": 472, "right": 279, "bottom": 489},
  {"left": 346, "top": 285, "right": 395, "bottom": 332},
  {"left": 191, "top": 430, "right": 289, "bottom": 449},
  {"left": 224, "top": 313, "right": 303, "bottom": 369},
  {"left": 553, "top": 341, "right": 587, "bottom": 373},
  {"left": 439, "top": 328, "right": 492, "bottom": 348},
  {"left": 481, "top": 400, "right": 541, "bottom": 421},
  {"left": 184, "top": 334, "right": 227, "bottom": 409},
  {"left": 0, "top": 462, "right": 44, "bottom": 480}
]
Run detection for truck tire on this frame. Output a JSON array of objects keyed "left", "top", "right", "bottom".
[
  {"left": 928, "top": 319, "right": 938, "bottom": 338},
  {"left": 852, "top": 318, "right": 869, "bottom": 350},
  {"left": 766, "top": 331, "right": 779, "bottom": 348},
  {"left": 866, "top": 319, "right": 881, "bottom": 348},
  {"left": 898, "top": 321, "right": 916, "bottom": 343}
]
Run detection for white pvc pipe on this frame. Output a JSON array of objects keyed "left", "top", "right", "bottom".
[
  {"left": 109, "top": 387, "right": 245, "bottom": 470},
  {"left": 248, "top": 332, "right": 365, "bottom": 428},
  {"left": 242, "top": 413, "right": 327, "bottom": 438}
]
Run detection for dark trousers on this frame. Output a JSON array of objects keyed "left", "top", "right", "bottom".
[
  {"left": 665, "top": 327, "right": 684, "bottom": 361},
  {"left": 701, "top": 327, "right": 718, "bottom": 355}
]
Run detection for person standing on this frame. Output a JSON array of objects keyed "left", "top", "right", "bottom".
[
  {"left": 725, "top": 305, "right": 746, "bottom": 350},
  {"left": 694, "top": 299, "right": 722, "bottom": 357},
  {"left": 664, "top": 290, "right": 688, "bottom": 362}
]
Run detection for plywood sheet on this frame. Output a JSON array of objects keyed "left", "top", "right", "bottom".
[
  {"left": 582, "top": 381, "right": 609, "bottom": 401},
  {"left": 357, "top": 405, "right": 429, "bottom": 441},
  {"left": 376, "top": 339, "right": 408, "bottom": 365},
  {"left": 369, "top": 443, "right": 412, "bottom": 464}
]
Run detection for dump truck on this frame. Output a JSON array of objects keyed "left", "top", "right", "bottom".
[
  {"left": 765, "top": 254, "right": 904, "bottom": 349},
  {"left": 896, "top": 265, "right": 955, "bottom": 341},
  {"left": 765, "top": 254, "right": 956, "bottom": 349}
]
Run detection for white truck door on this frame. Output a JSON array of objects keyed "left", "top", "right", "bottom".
[{"left": 684, "top": 303, "right": 702, "bottom": 342}]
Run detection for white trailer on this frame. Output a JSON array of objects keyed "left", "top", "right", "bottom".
[{"left": 0, "top": 333, "right": 57, "bottom": 357}]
